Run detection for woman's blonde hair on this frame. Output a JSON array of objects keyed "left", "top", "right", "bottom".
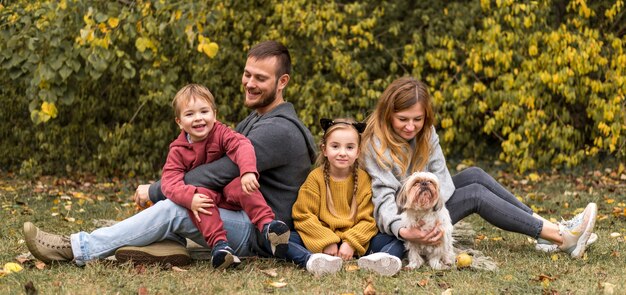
[{"left": 362, "top": 77, "right": 435, "bottom": 176}]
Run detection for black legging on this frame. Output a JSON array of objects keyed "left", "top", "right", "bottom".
[{"left": 445, "top": 167, "right": 543, "bottom": 239}]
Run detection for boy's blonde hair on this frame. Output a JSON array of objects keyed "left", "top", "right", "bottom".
[{"left": 172, "top": 84, "right": 216, "bottom": 118}]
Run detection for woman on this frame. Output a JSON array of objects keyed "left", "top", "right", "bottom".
[{"left": 361, "top": 77, "right": 597, "bottom": 259}]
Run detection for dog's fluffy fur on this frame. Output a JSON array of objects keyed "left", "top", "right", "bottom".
[{"left": 396, "top": 171, "right": 454, "bottom": 270}]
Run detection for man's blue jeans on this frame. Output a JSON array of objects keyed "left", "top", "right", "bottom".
[
  {"left": 70, "top": 199, "right": 255, "bottom": 265},
  {"left": 286, "top": 231, "right": 405, "bottom": 268}
]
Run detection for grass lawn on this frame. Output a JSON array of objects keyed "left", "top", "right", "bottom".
[{"left": 1, "top": 165, "right": 624, "bottom": 294}]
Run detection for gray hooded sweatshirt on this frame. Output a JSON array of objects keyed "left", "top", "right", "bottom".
[{"left": 363, "top": 126, "right": 455, "bottom": 239}]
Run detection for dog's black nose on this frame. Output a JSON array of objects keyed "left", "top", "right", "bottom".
[{"left": 420, "top": 181, "right": 430, "bottom": 187}]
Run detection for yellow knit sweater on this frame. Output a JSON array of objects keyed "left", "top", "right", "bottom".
[{"left": 292, "top": 166, "right": 378, "bottom": 256}]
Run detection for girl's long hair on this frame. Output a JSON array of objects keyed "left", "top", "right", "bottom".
[
  {"left": 316, "top": 118, "right": 361, "bottom": 220},
  {"left": 362, "top": 77, "right": 435, "bottom": 176}
]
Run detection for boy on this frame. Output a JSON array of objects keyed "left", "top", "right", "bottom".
[{"left": 161, "top": 83, "right": 289, "bottom": 269}]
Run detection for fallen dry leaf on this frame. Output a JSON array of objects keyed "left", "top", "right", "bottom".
[
  {"left": 417, "top": 278, "right": 429, "bottom": 287},
  {"left": 601, "top": 282, "right": 616, "bottom": 295},
  {"left": 138, "top": 286, "right": 149, "bottom": 295},
  {"left": 363, "top": 278, "right": 376, "bottom": 295},
  {"left": 35, "top": 261, "right": 46, "bottom": 270},
  {"left": 260, "top": 268, "right": 278, "bottom": 277},
  {"left": 4, "top": 262, "right": 24, "bottom": 273},
  {"left": 171, "top": 266, "right": 187, "bottom": 272},
  {"left": 267, "top": 281, "right": 288, "bottom": 288},
  {"left": 24, "top": 281, "right": 37, "bottom": 295},
  {"left": 441, "top": 288, "right": 453, "bottom": 295},
  {"left": 345, "top": 264, "right": 359, "bottom": 272}
]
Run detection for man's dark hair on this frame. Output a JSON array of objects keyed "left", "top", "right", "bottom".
[{"left": 248, "top": 40, "right": 291, "bottom": 78}]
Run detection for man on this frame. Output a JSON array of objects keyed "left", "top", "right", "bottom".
[{"left": 23, "top": 40, "right": 317, "bottom": 266}]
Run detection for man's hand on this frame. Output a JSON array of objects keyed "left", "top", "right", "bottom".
[
  {"left": 337, "top": 242, "right": 355, "bottom": 260},
  {"left": 399, "top": 220, "right": 444, "bottom": 246},
  {"left": 190, "top": 193, "right": 215, "bottom": 222},
  {"left": 322, "top": 243, "right": 339, "bottom": 256},
  {"left": 133, "top": 184, "right": 152, "bottom": 208},
  {"left": 241, "top": 172, "right": 260, "bottom": 194}
]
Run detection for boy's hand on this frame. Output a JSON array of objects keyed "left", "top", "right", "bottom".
[
  {"left": 241, "top": 172, "right": 260, "bottom": 194},
  {"left": 322, "top": 243, "right": 339, "bottom": 257},
  {"left": 190, "top": 193, "right": 215, "bottom": 222},
  {"left": 338, "top": 242, "right": 355, "bottom": 260}
]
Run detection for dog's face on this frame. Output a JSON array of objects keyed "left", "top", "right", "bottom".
[{"left": 397, "top": 172, "right": 441, "bottom": 214}]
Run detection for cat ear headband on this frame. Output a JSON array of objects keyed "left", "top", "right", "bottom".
[{"left": 320, "top": 118, "right": 366, "bottom": 134}]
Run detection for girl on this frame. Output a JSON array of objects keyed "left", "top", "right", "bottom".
[
  {"left": 362, "top": 76, "right": 597, "bottom": 260},
  {"left": 286, "top": 118, "right": 404, "bottom": 276}
]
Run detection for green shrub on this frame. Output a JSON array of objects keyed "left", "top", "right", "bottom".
[{"left": 0, "top": 0, "right": 624, "bottom": 177}]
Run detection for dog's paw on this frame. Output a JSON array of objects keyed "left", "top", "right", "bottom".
[
  {"left": 406, "top": 261, "right": 422, "bottom": 270},
  {"left": 429, "top": 259, "right": 451, "bottom": 270}
]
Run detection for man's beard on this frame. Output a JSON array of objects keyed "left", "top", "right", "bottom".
[{"left": 244, "top": 82, "right": 278, "bottom": 109}]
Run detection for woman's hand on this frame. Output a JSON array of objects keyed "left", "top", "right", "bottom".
[
  {"left": 322, "top": 243, "right": 339, "bottom": 256},
  {"left": 337, "top": 243, "right": 355, "bottom": 260},
  {"left": 399, "top": 220, "right": 444, "bottom": 246}
]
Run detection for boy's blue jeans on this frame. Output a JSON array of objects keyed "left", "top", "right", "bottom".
[
  {"left": 70, "top": 199, "right": 255, "bottom": 266},
  {"left": 286, "top": 231, "right": 405, "bottom": 268}
]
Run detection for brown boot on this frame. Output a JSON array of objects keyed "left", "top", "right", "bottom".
[
  {"left": 115, "top": 240, "right": 191, "bottom": 266},
  {"left": 23, "top": 222, "right": 73, "bottom": 263}
]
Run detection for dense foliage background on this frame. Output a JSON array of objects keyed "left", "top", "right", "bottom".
[{"left": 1, "top": 0, "right": 624, "bottom": 178}]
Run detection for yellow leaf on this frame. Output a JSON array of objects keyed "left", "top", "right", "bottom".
[
  {"left": 3, "top": 262, "right": 24, "bottom": 273},
  {"left": 528, "top": 173, "right": 540, "bottom": 182},
  {"left": 41, "top": 102, "right": 58, "bottom": 118},
  {"left": 551, "top": 254, "right": 559, "bottom": 261},
  {"left": 260, "top": 268, "right": 278, "bottom": 277},
  {"left": 268, "top": 281, "right": 287, "bottom": 288},
  {"left": 202, "top": 42, "right": 219, "bottom": 58},
  {"left": 344, "top": 264, "right": 359, "bottom": 272},
  {"left": 108, "top": 17, "right": 119, "bottom": 28}
]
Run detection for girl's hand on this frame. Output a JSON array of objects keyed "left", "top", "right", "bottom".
[
  {"left": 241, "top": 173, "right": 260, "bottom": 194},
  {"left": 399, "top": 220, "right": 444, "bottom": 246},
  {"left": 322, "top": 243, "right": 339, "bottom": 256},
  {"left": 190, "top": 193, "right": 215, "bottom": 222},
  {"left": 338, "top": 243, "right": 355, "bottom": 261}
]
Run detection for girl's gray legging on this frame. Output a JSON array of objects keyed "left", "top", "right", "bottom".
[{"left": 445, "top": 167, "right": 543, "bottom": 239}]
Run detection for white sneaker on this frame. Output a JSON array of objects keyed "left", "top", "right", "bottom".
[
  {"left": 306, "top": 253, "right": 342, "bottom": 276},
  {"left": 357, "top": 252, "right": 402, "bottom": 276},
  {"left": 536, "top": 232, "right": 598, "bottom": 253},
  {"left": 559, "top": 203, "right": 598, "bottom": 258}
]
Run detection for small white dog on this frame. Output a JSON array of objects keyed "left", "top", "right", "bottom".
[{"left": 396, "top": 171, "right": 455, "bottom": 270}]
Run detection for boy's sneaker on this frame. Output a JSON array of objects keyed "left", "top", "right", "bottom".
[
  {"left": 357, "top": 252, "right": 402, "bottom": 276},
  {"left": 558, "top": 202, "right": 598, "bottom": 258},
  {"left": 211, "top": 240, "right": 240, "bottom": 270},
  {"left": 262, "top": 220, "right": 290, "bottom": 259},
  {"left": 115, "top": 240, "right": 191, "bottom": 266},
  {"left": 23, "top": 222, "right": 73, "bottom": 263},
  {"left": 306, "top": 253, "right": 342, "bottom": 276}
]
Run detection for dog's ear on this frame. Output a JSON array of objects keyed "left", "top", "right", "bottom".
[
  {"left": 396, "top": 184, "right": 408, "bottom": 214},
  {"left": 433, "top": 196, "right": 443, "bottom": 212}
]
